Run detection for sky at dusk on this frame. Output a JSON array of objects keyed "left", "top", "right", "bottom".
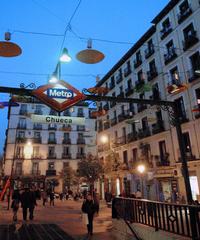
[{"left": 0, "top": 0, "right": 169, "bottom": 153}]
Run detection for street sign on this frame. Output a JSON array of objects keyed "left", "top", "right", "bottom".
[
  {"left": 31, "top": 114, "right": 85, "bottom": 125},
  {"left": 32, "top": 80, "right": 86, "bottom": 112}
]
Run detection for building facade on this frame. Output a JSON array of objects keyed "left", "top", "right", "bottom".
[
  {"left": 3, "top": 96, "right": 96, "bottom": 192},
  {"left": 96, "top": 0, "right": 200, "bottom": 202}
]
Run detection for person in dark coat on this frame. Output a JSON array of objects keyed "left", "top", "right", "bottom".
[
  {"left": 20, "top": 187, "right": 37, "bottom": 221},
  {"left": 81, "top": 193, "right": 98, "bottom": 237},
  {"left": 49, "top": 191, "right": 55, "bottom": 206}
]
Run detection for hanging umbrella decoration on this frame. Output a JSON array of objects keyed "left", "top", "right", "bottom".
[
  {"left": 0, "top": 32, "right": 22, "bottom": 57},
  {"left": 76, "top": 39, "right": 105, "bottom": 64}
]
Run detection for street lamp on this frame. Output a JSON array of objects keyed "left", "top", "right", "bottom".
[
  {"left": 49, "top": 48, "right": 72, "bottom": 84},
  {"left": 137, "top": 164, "right": 146, "bottom": 198}
]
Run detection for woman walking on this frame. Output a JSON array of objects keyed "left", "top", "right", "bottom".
[{"left": 81, "top": 193, "right": 98, "bottom": 238}]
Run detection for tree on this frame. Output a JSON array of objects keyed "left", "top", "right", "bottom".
[
  {"left": 104, "top": 151, "right": 121, "bottom": 173},
  {"left": 77, "top": 154, "right": 103, "bottom": 190},
  {"left": 59, "top": 164, "right": 78, "bottom": 191}
]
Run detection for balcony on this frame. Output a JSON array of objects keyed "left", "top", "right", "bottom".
[
  {"left": 113, "top": 136, "right": 126, "bottom": 146},
  {"left": 48, "top": 139, "right": 57, "bottom": 144},
  {"left": 183, "top": 31, "right": 199, "bottom": 51},
  {"left": 167, "top": 78, "right": 183, "bottom": 94},
  {"left": 137, "top": 103, "right": 147, "bottom": 113},
  {"left": 110, "top": 118, "right": 117, "bottom": 126},
  {"left": 125, "top": 86, "right": 134, "bottom": 97},
  {"left": 178, "top": 5, "right": 192, "bottom": 24},
  {"left": 134, "top": 58, "right": 142, "bottom": 69},
  {"left": 62, "top": 138, "right": 71, "bottom": 144},
  {"left": 34, "top": 110, "right": 43, "bottom": 115},
  {"left": 164, "top": 48, "right": 177, "bottom": 65},
  {"left": 77, "top": 112, "right": 84, "bottom": 117},
  {"left": 116, "top": 73, "right": 123, "bottom": 84},
  {"left": 33, "top": 124, "right": 42, "bottom": 130},
  {"left": 76, "top": 153, "right": 86, "bottom": 159},
  {"left": 150, "top": 90, "right": 161, "bottom": 100},
  {"left": 19, "top": 109, "right": 27, "bottom": 115},
  {"left": 98, "top": 144, "right": 110, "bottom": 152},
  {"left": 127, "top": 132, "right": 138, "bottom": 143},
  {"left": 46, "top": 170, "right": 56, "bottom": 176},
  {"left": 47, "top": 154, "right": 57, "bottom": 159},
  {"left": 124, "top": 66, "right": 132, "bottom": 77},
  {"left": 16, "top": 137, "right": 26, "bottom": 143},
  {"left": 32, "top": 170, "right": 41, "bottom": 176},
  {"left": 62, "top": 153, "right": 72, "bottom": 159},
  {"left": 188, "top": 69, "right": 200, "bottom": 83},
  {"left": 160, "top": 26, "right": 172, "bottom": 40},
  {"left": 77, "top": 126, "right": 85, "bottom": 131},
  {"left": 17, "top": 124, "right": 26, "bottom": 129},
  {"left": 145, "top": 45, "right": 155, "bottom": 59},
  {"left": 110, "top": 101, "right": 116, "bottom": 108},
  {"left": 156, "top": 155, "right": 170, "bottom": 167},
  {"left": 147, "top": 69, "right": 158, "bottom": 81},
  {"left": 33, "top": 137, "right": 42, "bottom": 144},
  {"left": 77, "top": 138, "right": 86, "bottom": 144},
  {"left": 118, "top": 111, "right": 132, "bottom": 122},
  {"left": 48, "top": 125, "right": 57, "bottom": 130},
  {"left": 117, "top": 92, "right": 124, "bottom": 98},
  {"left": 14, "top": 154, "right": 25, "bottom": 160},
  {"left": 104, "top": 122, "right": 110, "bottom": 130},
  {"left": 152, "top": 120, "right": 165, "bottom": 135},
  {"left": 109, "top": 83, "right": 115, "bottom": 90},
  {"left": 138, "top": 127, "right": 151, "bottom": 139}
]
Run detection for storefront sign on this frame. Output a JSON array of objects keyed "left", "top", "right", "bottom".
[
  {"left": 32, "top": 80, "right": 85, "bottom": 112},
  {"left": 31, "top": 114, "right": 85, "bottom": 125}
]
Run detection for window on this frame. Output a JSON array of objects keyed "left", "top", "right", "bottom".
[
  {"left": 183, "top": 23, "right": 195, "bottom": 40},
  {"left": 20, "top": 104, "right": 27, "bottom": 112},
  {"left": 63, "top": 146, "right": 70, "bottom": 155},
  {"left": 63, "top": 109, "right": 71, "bottom": 116},
  {"left": 33, "top": 146, "right": 39, "bottom": 157},
  {"left": 142, "top": 117, "right": 148, "bottom": 130},
  {"left": 34, "top": 131, "right": 40, "bottom": 139},
  {"left": 149, "top": 59, "right": 156, "bottom": 72},
  {"left": 175, "top": 96, "right": 187, "bottom": 119},
  {"left": 152, "top": 83, "right": 160, "bottom": 100},
  {"left": 127, "top": 79, "right": 132, "bottom": 89},
  {"left": 179, "top": 0, "right": 189, "bottom": 14},
  {"left": 132, "top": 148, "right": 138, "bottom": 162},
  {"left": 48, "top": 162, "right": 54, "bottom": 170},
  {"left": 16, "top": 146, "right": 24, "bottom": 158},
  {"left": 15, "top": 162, "right": 22, "bottom": 175},
  {"left": 77, "top": 108, "right": 84, "bottom": 117},
  {"left": 78, "top": 147, "right": 84, "bottom": 154},
  {"left": 49, "top": 109, "right": 57, "bottom": 116},
  {"left": 159, "top": 141, "right": 167, "bottom": 161},
  {"left": 156, "top": 110, "right": 163, "bottom": 122},
  {"left": 162, "top": 18, "right": 171, "bottom": 29},
  {"left": 19, "top": 118, "right": 26, "bottom": 127},
  {"left": 121, "top": 105, "right": 125, "bottom": 114},
  {"left": 49, "top": 132, "right": 55, "bottom": 141},
  {"left": 166, "top": 40, "right": 175, "bottom": 54},
  {"left": 78, "top": 133, "right": 84, "bottom": 139},
  {"left": 122, "top": 127, "right": 126, "bottom": 137},
  {"left": 119, "top": 86, "right": 123, "bottom": 94},
  {"left": 48, "top": 146, "right": 55, "bottom": 156},
  {"left": 195, "top": 88, "right": 200, "bottom": 107},
  {"left": 114, "top": 110, "right": 117, "bottom": 119},
  {"left": 137, "top": 70, "right": 144, "bottom": 82},
  {"left": 35, "top": 105, "right": 42, "bottom": 114},
  {"left": 114, "top": 130, "right": 118, "bottom": 142},
  {"left": 131, "top": 123, "right": 136, "bottom": 133},
  {"left": 170, "top": 66, "right": 180, "bottom": 83},
  {"left": 64, "top": 132, "right": 70, "bottom": 140},
  {"left": 136, "top": 51, "right": 142, "bottom": 62},
  {"left": 32, "top": 162, "right": 39, "bottom": 174},
  {"left": 123, "top": 151, "right": 128, "bottom": 165},
  {"left": 190, "top": 52, "right": 200, "bottom": 71}
]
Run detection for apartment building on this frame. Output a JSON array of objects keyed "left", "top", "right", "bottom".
[
  {"left": 96, "top": 0, "right": 200, "bottom": 202},
  {"left": 3, "top": 96, "right": 96, "bottom": 192}
]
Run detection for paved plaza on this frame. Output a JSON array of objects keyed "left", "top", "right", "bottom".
[{"left": 0, "top": 199, "right": 114, "bottom": 240}]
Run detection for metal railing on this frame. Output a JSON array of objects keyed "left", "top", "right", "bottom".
[{"left": 112, "top": 197, "right": 200, "bottom": 239}]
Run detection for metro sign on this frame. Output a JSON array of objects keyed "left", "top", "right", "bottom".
[{"left": 32, "top": 80, "right": 85, "bottom": 112}]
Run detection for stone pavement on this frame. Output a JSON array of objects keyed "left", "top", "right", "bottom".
[{"left": 0, "top": 199, "right": 114, "bottom": 240}]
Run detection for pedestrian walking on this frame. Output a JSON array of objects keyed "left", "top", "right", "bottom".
[
  {"left": 49, "top": 191, "right": 55, "bottom": 206},
  {"left": 41, "top": 190, "right": 47, "bottom": 206},
  {"left": 11, "top": 189, "right": 20, "bottom": 222},
  {"left": 20, "top": 186, "right": 37, "bottom": 221},
  {"left": 81, "top": 193, "right": 98, "bottom": 237}
]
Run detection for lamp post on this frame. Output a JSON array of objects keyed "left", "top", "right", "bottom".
[{"left": 137, "top": 164, "right": 146, "bottom": 198}]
